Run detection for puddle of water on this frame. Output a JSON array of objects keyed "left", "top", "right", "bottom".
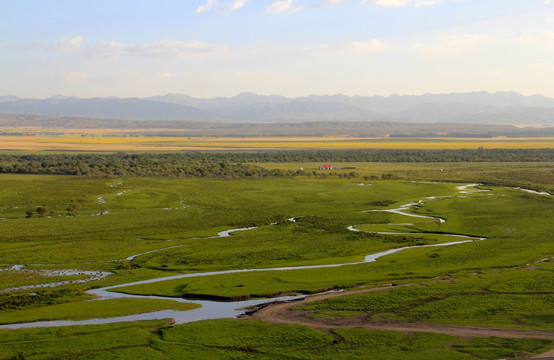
[
  {"left": 513, "top": 187, "right": 551, "bottom": 196},
  {"left": 0, "top": 267, "right": 112, "bottom": 293},
  {"left": 456, "top": 184, "right": 490, "bottom": 194},
  {"left": 216, "top": 227, "right": 257, "bottom": 238},
  {"left": 365, "top": 202, "right": 446, "bottom": 223}
]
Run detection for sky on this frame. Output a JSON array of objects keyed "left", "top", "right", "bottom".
[{"left": 1, "top": 0, "right": 554, "bottom": 98}]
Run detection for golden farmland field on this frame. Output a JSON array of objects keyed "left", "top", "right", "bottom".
[{"left": 1, "top": 134, "right": 553, "bottom": 152}]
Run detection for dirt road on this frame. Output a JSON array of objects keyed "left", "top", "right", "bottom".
[{"left": 249, "top": 283, "right": 554, "bottom": 340}]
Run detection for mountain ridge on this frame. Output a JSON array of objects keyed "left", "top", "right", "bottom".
[
  {"left": 2, "top": 113, "right": 553, "bottom": 138},
  {"left": 1, "top": 91, "right": 553, "bottom": 125}
]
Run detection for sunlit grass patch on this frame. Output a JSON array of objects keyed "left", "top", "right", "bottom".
[
  {"left": 0, "top": 298, "right": 199, "bottom": 324},
  {"left": 300, "top": 266, "right": 554, "bottom": 330}
]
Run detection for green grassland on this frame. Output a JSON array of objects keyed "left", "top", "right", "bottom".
[
  {"left": 1, "top": 319, "right": 551, "bottom": 360},
  {"left": 129, "top": 221, "right": 459, "bottom": 273},
  {"left": 0, "top": 298, "right": 199, "bottom": 324},
  {"left": 114, "top": 184, "right": 553, "bottom": 300},
  {"left": 0, "top": 161, "right": 552, "bottom": 358},
  {"left": 0, "top": 175, "right": 457, "bottom": 265},
  {"left": 255, "top": 161, "right": 554, "bottom": 193},
  {"left": 301, "top": 264, "right": 554, "bottom": 330}
]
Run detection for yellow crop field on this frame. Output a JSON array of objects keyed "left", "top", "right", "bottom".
[
  {"left": 182, "top": 137, "right": 554, "bottom": 150},
  {"left": 1, "top": 134, "right": 553, "bottom": 151}
]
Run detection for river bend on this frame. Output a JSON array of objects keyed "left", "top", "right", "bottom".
[{"left": 0, "top": 184, "right": 488, "bottom": 329}]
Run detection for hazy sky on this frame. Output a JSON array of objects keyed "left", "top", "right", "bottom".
[{"left": 1, "top": 0, "right": 553, "bottom": 98}]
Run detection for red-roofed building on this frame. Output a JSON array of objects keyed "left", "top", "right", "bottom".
[{"left": 320, "top": 164, "right": 333, "bottom": 170}]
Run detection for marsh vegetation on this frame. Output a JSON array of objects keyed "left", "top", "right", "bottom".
[{"left": 0, "top": 159, "right": 552, "bottom": 358}]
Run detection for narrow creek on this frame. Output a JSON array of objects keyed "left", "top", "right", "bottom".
[{"left": 0, "top": 184, "right": 489, "bottom": 329}]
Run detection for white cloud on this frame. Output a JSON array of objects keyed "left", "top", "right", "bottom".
[
  {"left": 195, "top": 0, "right": 218, "bottom": 14},
  {"left": 317, "top": 0, "right": 342, "bottom": 7},
  {"left": 86, "top": 39, "right": 225, "bottom": 58},
  {"left": 49, "top": 36, "right": 83, "bottom": 53},
  {"left": 513, "top": 33, "right": 538, "bottom": 45},
  {"left": 266, "top": 0, "right": 302, "bottom": 13},
  {"left": 303, "top": 44, "right": 330, "bottom": 52},
  {"left": 228, "top": 0, "right": 249, "bottom": 12},
  {"left": 512, "top": 31, "right": 554, "bottom": 44},
  {"left": 63, "top": 72, "right": 91, "bottom": 83},
  {"left": 301, "top": 39, "right": 388, "bottom": 56},
  {"left": 414, "top": 0, "right": 441, "bottom": 6},
  {"left": 42, "top": 36, "right": 226, "bottom": 58},
  {"left": 371, "top": 0, "right": 410, "bottom": 6},
  {"left": 411, "top": 34, "right": 494, "bottom": 58},
  {"left": 349, "top": 39, "right": 388, "bottom": 54},
  {"left": 363, "top": 0, "right": 441, "bottom": 7},
  {"left": 156, "top": 72, "right": 172, "bottom": 79}
]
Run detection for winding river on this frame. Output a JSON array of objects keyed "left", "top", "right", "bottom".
[{"left": 0, "top": 184, "right": 489, "bottom": 329}]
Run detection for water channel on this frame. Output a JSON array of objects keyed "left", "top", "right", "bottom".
[{"left": 0, "top": 185, "right": 491, "bottom": 329}]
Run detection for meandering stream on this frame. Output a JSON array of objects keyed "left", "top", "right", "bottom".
[{"left": 0, "top": 184, "right": 489, "bottom": 329}]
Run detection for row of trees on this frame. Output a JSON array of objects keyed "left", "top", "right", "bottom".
[
  {"left": 0, "top": 149, "right": 551, "bottom": 178},
  {"left": 0, "top": 154, "right": 298, "bottom": 178},
  {"left": 226, "top": 148, "right": 553, "bottom": 163}
]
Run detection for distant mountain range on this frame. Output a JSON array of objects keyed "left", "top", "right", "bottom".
[{"left": 1, "top": 91, "right": 554, "bottom": 125}]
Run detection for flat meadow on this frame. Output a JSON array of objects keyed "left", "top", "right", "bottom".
[
  {"left": 2, "top": 319, "right": 551, "bottom": 360},
  {"left": 0, "top": 160, "right": 552, "bottom": 359}
]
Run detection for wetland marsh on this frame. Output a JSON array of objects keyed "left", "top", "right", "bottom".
[{"left": 0, "top": 161, "right": 552, "bottom": 359}]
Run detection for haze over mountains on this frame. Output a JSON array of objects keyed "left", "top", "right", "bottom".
[{"left": 1, "top": 91, "right": 554, "bottom": 125}]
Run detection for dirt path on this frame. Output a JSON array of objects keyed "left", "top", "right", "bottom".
[
  {"left": 532, "top": 348, "right": 554, "bottom": 358},
  {"left": 249, "top": 283, "right": 554, "bottom": 340}
]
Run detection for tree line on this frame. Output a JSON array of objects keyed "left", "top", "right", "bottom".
[{"left": 0, "top": 149, "right": 551, "bottom": 178}]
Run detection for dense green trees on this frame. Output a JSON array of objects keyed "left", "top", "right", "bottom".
[{"left": 0, "top": 149, "right": 551, "bottom": 178}]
